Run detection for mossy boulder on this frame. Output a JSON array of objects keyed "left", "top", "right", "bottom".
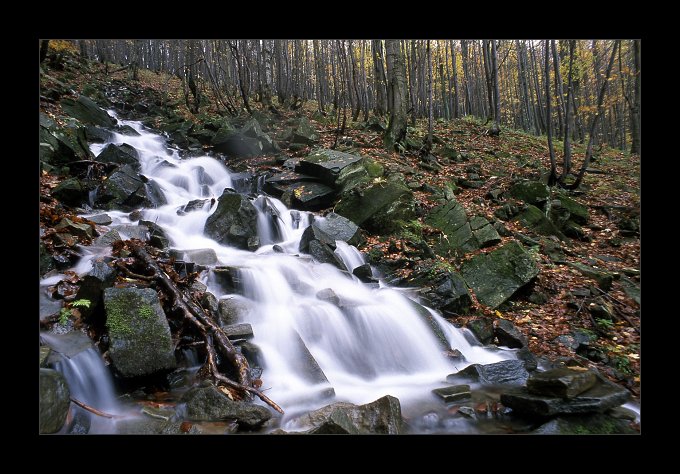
[
  {"left": 103, "top": 287, "right": 176, "bottom": 378},
  {"left": 509, "top": 181, "right": 550, "bottom": 206},
  {"left": 425, "top": 198, "right": 499, "bottom": 255},
  {"left": 95, "top": 143, "right": 140, "bottom": 170},
  {"left": 297, "top": 149, "right": 365, "bottom": 187},
  {"left": 461, "top": 241, "right": 539, "bottom": 309},
  {"left": 40, "top": 119, "right": 93, "bottom": 166},
  {"left": 204, "top": 189, "right": 259, "bottom": 250},
  {"left": 335, "top": 175, "right": 416, "bottom": 234},
  {"left": 555, "top": 194, "right": 589, "bottom": 225},
  {"left": 291, "top": 116, "right": 320, "bottom": 145},
  {"left": 515, "top": 204, "right": 566, "bottom": 239}
]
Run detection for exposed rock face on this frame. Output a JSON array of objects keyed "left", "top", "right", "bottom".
[
  {"left": 61, "top": 95, "right": 116, "bottom": 128},
  {"left": 103, "top": 287, "right": 176, "bottom": 377},
  {"left": 296, "top": 149, "right": 364, "bottom": 186},
  {"left": 299, "top": 213, "right": 363, "bottom": 270},
  {"left": 460, "top": 241, "right": 539, "bottom": 308},
  {"left": 204, "top": 190, "right": 259, "bottom": 250}
]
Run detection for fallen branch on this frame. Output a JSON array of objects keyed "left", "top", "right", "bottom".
[
  {"left": 129, "top": 242, "right": 283, "bottom": 414},
  {"left": 70, "top": 397, "right": 119, "bottom": 419},
  {"left": 115, "top": 261, "right": 154, "bottom": 281}
]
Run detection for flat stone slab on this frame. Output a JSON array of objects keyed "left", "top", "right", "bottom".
[
  {"left": 432, "top": 384, "right": 471, "bottom": 403},
  {"left": 221, "top": 323, "right": 254, "bottom": 340},
  {"left": 527, "top": 367, "right": 597, "bottom": 399}
]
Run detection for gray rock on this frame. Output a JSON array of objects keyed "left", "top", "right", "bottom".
[
  {"left": 301, "top": 213, "right": 363, "bottom": 249},
  {"left": 199, "top": 292, "right": 219, "bottom": 315},
  {"left": 532, "top": 413, "right": 637, "bottom": 434},
  {"left": 316, "top": 288, "right": 340, "bottom": 306},
  {"left": 501, "top": 374, "right": 631, "bottom": 417},
  {"left": 352, "top": 263, "right": 375, "bottom": 283},
  {"left": 94, "top": 229, "right": 122, "bottom": 247},
  {"left": 291, "top": 116, "right": 320, "bottom": 145},
  {"left": 289, "top": 329, "right": 333, "bottom": 387},
  {"left": 407, "top": 299, "right": 449, "bottom": 350},
  {"left": 112, "top": 223, "right": 149, "bottom": 241},
  {"left": 308, "top": 408, "right": 360, "bottom": 434},
  {"left": 61, "top": 95, "right": 115, "bottom": 127},
  {"left": 473, "top": 223, "right": 502, "bottom": 248},
  {"left": 515, "top": 205, "right": 566, "bottom": 239},
  {"left": 448, "top": 359, "right": 529, "bottom": 386},
  {"left": 204, "top": 190, "right": 259, "bottom": 250},
  {"left": 433, "top": 272, "right": 473, "bottom": 315},
  {"left": 88, "top": 214, "right": 112, "bottom": 225},
  {"left": 466, "top": 317, "right": 494, "bottom": 345},
  {"left": 494, "top": 318, "right": 528, "bottom": 349},
  {"left": 291, "top": 395, "right": 404, "bottom": 434},
  {"left": 554, "top": 194, "right": 589, "bottom": 225},
  {"left": 104, "top": 287, "right": 176, "bottom": 377},
  {"left": 297, "top": 148, "right": 364, "bottom": 186},
  {"left": 217, "top": 297, "right": 251, "bottom": 326},
  {"left": 527, "top": 367, "right": 597, "bottom": 398},
  {"left": 95, "top": 164, "right": 152, "bottom": 211},
  {"left": 425, "top": 197, "right": 477, "bottom": 255},
  {"left": 461, "top": 241, "right": 539, "bottom": 309},
  {"left": 221, "top": 323, "right": 254, "bottom": 340},
  {"left": 432, "top": 384, "right": 471, "bottom": 403},
  {"left": 75, "top": 258, "right": 117, "bottom": 318},
  {"left": 85, "top": 125, "right": 113, "bottom": 143},
  {"left": 180, "top": 382, "right": 272, "bottom": 430},
  {"left": 263, "top": 170, "right": 316, "bottom": 197},
  {"left": 54, "top": 218, "right": 93, "bottom": 239},
  {"left": 284, "top": 181, "right": 336, "bottom": 211},
  {"left": 96, "top": 143, "right": 140, "bottom": 169},
  {"left": 39, "top": 368, "right": 71, "bottom": 433},
  {"left": 182, "top": 248, "right": 218, "bottom": 266}
]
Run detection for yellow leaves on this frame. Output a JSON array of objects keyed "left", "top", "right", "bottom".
[
  {"left": 494, "top": 310, "right": 503, "bottom": 317},
  {"left": 627, "top": 353, "right": 640, "bottom": 360}
]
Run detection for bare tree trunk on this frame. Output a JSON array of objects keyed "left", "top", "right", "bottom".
[
  {"left": 461, "top": 40, "right": 473, "bottom": 116},
  {"left": 551, "top": 40, "right": 565, "bottom": 138},
  {"left": 544, "top": 40, "right": 558, "bottom": 183},
  {"left": 488, "top": 40, "right": 501, "bottom": 136},
  {"left": 569, "top": 41, "right": 620, "bottom": 190},
  {"left": 384, "top": 40, "right": 408, "bottom": 150},
  {"left": 426, "top": 40, "right": 434, "bottom": 152},
  {"left": 561, "top": 40, "right": 576, "bottom": 179},
  {"left": 630, "top": 39, "right": 641, "bottom": 154},
  {"left": 372, "top": 40, "right": 387, "bottom": 117}
]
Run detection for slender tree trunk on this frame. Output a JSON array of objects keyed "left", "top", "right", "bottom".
[
  {"left": 482, "top": 40, "right": 494, "bottom": 121},
  {"left": 372, "top": 40, "right": 387, "bottom": 117},
  {"left": 551, "top": 40, "right": 565, "bottom": 138},
  {"left": 630, "top": 39, "right": 641, "bottom": 154},
  {"left": 561, "top": 40, "right": 576, "bottom": 178},
  {"left": 544, "top": 41, "right": 558, "bottom": 183},
  {"left": 384, "top": 40, "right": 408, "bottom": 150},
  {"left": 461, "top": 40, "right": 473, "bottom": 116},
  {"left": 489, "top": 40, "right": 501, "bottom": 135},
  {"left": 450, "top": 40, "right": 460, "bottom": 119},
  {"left": 426, "top": 40, "right": 434, "bottom": 151},
  {"left": 570, "top": 41, "right": 620, "bottom": 189}
]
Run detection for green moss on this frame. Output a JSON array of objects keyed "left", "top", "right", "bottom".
[{"left": 364, "top": 159, "right": 384, "bottom": 178}]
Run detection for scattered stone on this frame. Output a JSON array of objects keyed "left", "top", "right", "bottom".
[
  {"left": 182, "top": 248, "right": 219, "bottom": 266},
  {"left": 88, "top": 214, "right": 112, "bottom": 225},
  {"left": 494, "top": 318, "right": 528, "bottom": 349},
  {"left": 447, "top": 360, "right": 529, "bottom": 386},
  {"left": 51, "top": 178, "right": 92, "bottom": 207},
  {"left": 217, "top": 297, "right": 251, "bottom": 326},
  {"left": 565, "top": 262, "right": 614, "bottom": 291},
  {"left": 221, "top": 323, "right": 254, "bottom": 340},
  {"left": 290, "top": 116, "right": 320, "bottom": 145},
  {"left": 509, "top": 180, "right": 550, "bottom": 206},
  {"left": 94, "top": 229, "right": 122, "bottom": 247},
  {"left": 515, "top": 205, "right": 565, "bottom": 239},
  {"left": 432, "top": 384, "right": 471, "bottom": 403}
]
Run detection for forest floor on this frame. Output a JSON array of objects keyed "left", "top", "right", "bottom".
[{"left": 40, "top": 50, "right": 641, "bottom": 403}]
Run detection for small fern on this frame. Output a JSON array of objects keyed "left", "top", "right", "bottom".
[
  {"left": 59, "top": 308, "right": 71, "bottom": 325},
  {"left": 71, "top": 299, "right": 91, "bottom": 309}
]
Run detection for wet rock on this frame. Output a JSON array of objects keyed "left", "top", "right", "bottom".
[
  {"left": 39, "top": 241, "right": 55, "bottom": 276},
  {"left": 61, "top": 94, "right": 116, "bottom": 127},
  {"left": 140, "top": 220, "right": 170, "bottom": 249},
  {"left": 465, "top": 317, "right": 494, "bottom": 345},
  {"left": 527, "top": 367, "right": 597, "bottom": 398},
  {"left": 308, "top": 408, "right": 360, "bottom": 434},
  {"left": 447, "top": 360, "right": 529, "bottom": 386},
  {"left": 221, "top": 323, "right": 254, "bottom": 340},
  {"left": 425, "top": 197, "right": 476, "bottom": 255},
  {"left": 67, "top": 409, "right": 91, "bottom": 434},
  {"left": 290, "top": 395, "right": 404, "bottom": 434},
  {"left": 433, "top": 272, "right": 473, "bottom": 315},
  {"left": 335, "top": 175, "right": 416, "bottom": 234},
  {"left": 39, "top": 368, "right": 70, "bottom": 433},
  {"left": 509, "top": 180, "right": 550, "bottom": 206},
  {"left": 500, "top": 374, "right": 631, "bottom": 417},
  {"left": 302, "top": 213, "right": 363, "bottom": 248},
  {"left": 316, "top": 288, "right": 340, "bottom": 306},
  {"left": 40, "top": 120, "right": 93, "bottom": 166},
  {"left": 517, "top": 347, "right": 538, "bottom": 371},
  {"left": 494, "top": 318, "right": 528, "bottom": 349},
  {"left": 96, "top": 143, "right": 140, "bottom": 170},
  {"left": 460, "top": 241, "right": 539, "bottom": 309},
  {"left": 103, "top": 287, "right": 176, "bottom": 377},
  {"left": 554, "top": 329, "right": 597, "bottom": 352},
  {"left": 263, "top": 170, "right": 316, "bottom": 197},
  {"left": 75, "top": 258, "right": 117, "bottom": 319},
  {"left": 177, "top": 198, "right": 210, "bottom": 215},
  {"left": 352, "top": 263, "right": 375, "bottom": 283},
  {"left": 217, "top": 297, "right": 252, "bottom": 326},
  {"left": 95, "top": 164, "right": 150, "bottom": 211},
  {"left": 432, "top": 384, "right": 471, "bottom": 403},
  {"left": 88, "top": 214, "right": 112, "bottom": 226},
  {"left": 297, "top": 148, "right": 364, "bottom": 186},
  {"left": 182, "top": 248, "right": 218, "bottom": 266},
  {"left": 180, "top": 382, "right": 271, "bottom": 430},
  {"left": 199, "top": 292, "right": 219, "bottom": 315},
  {"left": 407, "top": 299, "right": 449, "bottom": 350},
  {"left": 565, "top": 262, "right": 614, "bottom": 291},
  {"left": 204, "top": 190, "right": 259, "bottom": 250},
  {"left": 117, "top": 124, "right": 141, "bottom": 136},
  {"left": 289, "top": 329, "right": 333, "bottom": 386},
  {"left": 39, "top": 346, "right": 51, "bottom": 367},
  {"left": 112, "top": 223, "right": 149, "bottom": 241},
  {"left": 84, "top": 125, "right": 113, "bottom": 143}
]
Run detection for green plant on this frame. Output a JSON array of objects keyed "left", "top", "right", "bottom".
[
  {"left": 595, "top": 318, "right": 614, "bottom": 330},
  {"left": 612, "top": 355, "right": 633, "bottom": 375},
  {"left": 59, "top": 308, "right": 71, "bottom": 325},
  {"left": 71, "top": 299, "right": 91, "bottom": 309},
  {"left": 58, "top": 299, "right": 90, "bottom": 325}
]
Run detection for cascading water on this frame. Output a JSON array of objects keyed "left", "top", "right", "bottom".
[{"left": 44, "top": 111, "right": 515, "bottom": 433}]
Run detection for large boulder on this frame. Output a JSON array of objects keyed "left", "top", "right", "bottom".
[
  {"left": 180, "top": 382, "right": 272, "bottom": 430},
  {"left": 51, "top": 178, "right": 93, "bottom": 207},
  {"left": 40, "top": 118, "right": 93, "bottom": 166},
  {"left": 527, "top": 367, "right": 597, "bottom": 399},
  {"left": 296, "top": 149, "right": 364, "bottom": 187},
  {"left": 263, "top": 170, "right": 317, "bottom": 197},
  {"left": 212, "top": 118, "right": 278, "bottom": 157},
  {"left": 39, "top": 368, "right": 71, "bottom": 434},
  {"left": 283, "top": 181, "right": 336, "bottom": 211},
  {"left": 509, "top": 180, "right": 550, "bottom": 206},
  {"left": 94, "top": 164, "right": 162, "bottom": 211},
  {"left": 96, "top": 143, "right": 140, "bottom": 170},
  {"left": 204, "top": 190, "right": 259, "bottom": 250},
  {"left": 335, "top": 176, "right": 416, "bottom": 234},
  {"left": 460, "top": 241, "right": 539, "bottom": 309},
  {"left": 289, "top": 395, "right": 404, "bottom": 434},
  {"left": 61, "top": 95, "right": 116, "bottom": 127},
  {"left": 494, "top": 318, "right": 528, "bottom": 349},
  {"left": 532, "top": 413, "right": 637, "bottom": 434},
  {"left": 103, "top": 287, "right": 176, "bottom": 378}
]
